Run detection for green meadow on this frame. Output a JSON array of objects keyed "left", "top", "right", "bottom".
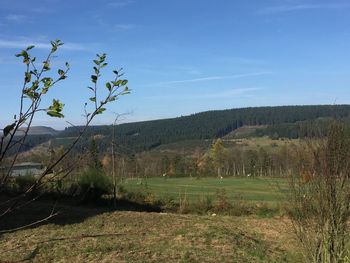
[{"left": 122, "top": 177, "right": 288, "bottom": 204}]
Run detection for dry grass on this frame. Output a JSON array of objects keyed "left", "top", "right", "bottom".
[{"left": 0, "top": 209, "right": 301, "bottom": 262}]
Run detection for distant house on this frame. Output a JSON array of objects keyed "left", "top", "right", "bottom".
[{"left": 9, "top": 162, "right": 44, "bottom": 177}]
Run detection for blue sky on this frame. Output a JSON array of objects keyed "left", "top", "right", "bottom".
[{"left": 1, "top": 0, "right": 350, "bottom": 129}]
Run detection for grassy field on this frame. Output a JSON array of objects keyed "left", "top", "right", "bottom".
[
  {"left": 121, "top": 177, "right": 288, "bottom": 204},
  {"left": 0, "top": 177, "right": 347, "bottom": 262},
  {"left": 0, "top": 209, "right": 300, "bottom": 262}
]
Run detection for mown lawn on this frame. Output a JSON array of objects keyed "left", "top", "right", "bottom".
[{"left": 121, "top": 177, "right": 288, "bottom": 204}]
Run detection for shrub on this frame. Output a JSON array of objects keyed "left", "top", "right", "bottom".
[
  {"left": 213, "top": 189, "right": 231, "bottom": 213},
  {"left": 229, "top": 194, "right": 253, "bottom": 216},
  {"left": 116, "top": 185, "right": 127, "bottom": 197},
  {"left": 123, "top": 190, "right": 147, "bottom": 204},
  {"left": 78, "top": 168, "right": 112, "bottom": 202},
  {"left": 160, "top": 196, "right": 178, "bottom": 211},
  {"left": 14, "top": 175, "right": 36, "bottom": 193},
  {"left": 144, "top": 192, "right": 160, "bottom": 206},
  {"left": 178, "top": 193, "right": 190, "bottom": 214},
  {"left": 193, "top": 195, "right": 213, "bottom": 214},
  {"left": 211, "top": 190, "right": 256, "bottom": 216},
  {"left": 63, "top": 182, "right": 80, "bottom": 197},
  {"left": 288, "top": 122, "right": 350, "bottom": 262}
]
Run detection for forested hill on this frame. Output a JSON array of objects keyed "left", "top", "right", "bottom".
[{"left": 60, "top": 105, "right": 350, "bottom": 153}]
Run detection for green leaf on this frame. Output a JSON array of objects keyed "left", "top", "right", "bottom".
[
  {"left": 121, "top": 80, "right": 128, "bottom": 86},
  {"left": 106, "top": 82, "right": 112, "bottom": 91},
  {"left": 47, "top": 111, "right": 64, "bottom": 118},
  {"left": 3, "top": 123, "right": 16, "bottom": 137},
  {"left": 91, "top": 75, "right": 97, "bottom": 83},
  {"left": 43, "top": 61, "right": 50, "bottom": 71},
  {"left": 52, "top": 99, "right": 64, "bottom": 109},
  {"left": 58, "top": 69, "right": 64, "bottom": 75},
  {"left": 25, "top": 72, "right": 31, "bottom": 83},
  {"left": 96, "top": 107, "right": 106, "bottom": 115},
  {"left": 26, "top": 45, "right": 35, "bottom": 51},
  {"left": 42, "top": 77, "right": 53, "bottom": 88},
  {"left": 89, "top": 97, "right": 96, "bottom": 102},
  {"left": 25, "top": 91, "right": 39, "bottom": 100},
  {"left": 101, "top": 62, "right": 108, "bottom": 68},
  {"left": 108, "top": 95, "right": 117, "bottom": 102},
  {"left": 112, "top": 80, "right": 122, "bottom": 86},
  {"left": 93, "top": 67, "right": 99, "bottom": 74},
  {"left": 50, "top": 40, "right": 60, "bottom": 52},
  {"left": 113, "top": 70, "right": 118, "bottom": 75},
  {"left": 47, "top": 99, "right": 65, "bottom": 118},
  {"left": 42, "top": 87, "right": 49, "bottom": 94},
  {"left": 93, "top": 60, "right": 100, "bottom": 65},
  {"left": 32, "top": 81, "right": 39, "bottom": 90},
  {"left": 15, "top": 50, "right": 26, "bottom": 58}
]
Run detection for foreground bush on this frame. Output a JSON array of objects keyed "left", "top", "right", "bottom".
[
  {"left": 78, "top": 168, "right": 112, "bottom": 202},
  {"left": 288, "top": 122, "right": 350, "bottom": 263},
  {"left": 14, "top": 175, "right": 36, "bottom": 193}
]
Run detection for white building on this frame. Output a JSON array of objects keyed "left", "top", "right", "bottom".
[{"left": 10, "top": 162, "right": 44, "bottom": 177}]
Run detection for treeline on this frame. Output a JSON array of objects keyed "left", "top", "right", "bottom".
[
  {"left": 65, "top": 138, "right": 310, "bottom": 180},
  {"left": 60, "top": 105, "right": 350, "bottom": 153},
  {"left": 116, "top": 139, "right": 307, "bottom": 178}
]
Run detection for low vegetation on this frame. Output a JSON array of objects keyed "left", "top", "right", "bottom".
[
  {"left": 79, "top": 168, "right": 112, "bottom": 203},
  {"left": 287, "top": 123, "right": 350, "bottom": 262},
  {"left": 0, "top": 207, "right": 301, "bottom": 262}
]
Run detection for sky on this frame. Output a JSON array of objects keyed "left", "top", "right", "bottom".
[{"left": 1, "top": 0, "right": 350, "bottom": 129}]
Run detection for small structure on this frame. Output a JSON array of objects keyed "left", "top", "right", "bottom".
[{"left": 10, "top": 162, "right": 44, "bottom": 177}]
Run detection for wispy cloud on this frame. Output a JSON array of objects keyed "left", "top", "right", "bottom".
[
  {"left": 187, "top": 69, "right": 202, "bottom": 75},
  {"left": 4, "top": 14, "right": 28, "bottom": 23},
  {"left": 107, "top": 0, "right": 134, "bottom": 8},
  {"left": 146, "top": 87, "right": 262, "bottom": 100},
  {"left": 0, "top": 39, "right": 88, "bottom": 51},
  {"left": 199, "top": 87, "right": 263, "bottom": 99},
  {"left": 219, "top": 56, "right": 266, "bottom": 65},
  {"left": 113, "top": 24, "right": 136, "bottom": 30},
  {"left": 145, "top": 72, "right": 271, "bottom": 87},
  {"left": 93, "top": 15, "right": 137, "bottom": 31},
  {"left": 258, "top": 3, "right": 350, "bottom": 15}
]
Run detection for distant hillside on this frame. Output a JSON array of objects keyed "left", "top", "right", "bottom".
[
  {"left": 223, "top": 125, "right": 268, "bottom": 139},
  {"left": 59, "top": 105, "right": 350, "bottom": 153},
  {"left": 0, "top": 126, "right": 58, "bottom": 155},
  {"left": 15, "top": 126, "right": 59, "bottom": 136},
  {"left": 0, "top": 126, "right": 58, "bottom": 136}
]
